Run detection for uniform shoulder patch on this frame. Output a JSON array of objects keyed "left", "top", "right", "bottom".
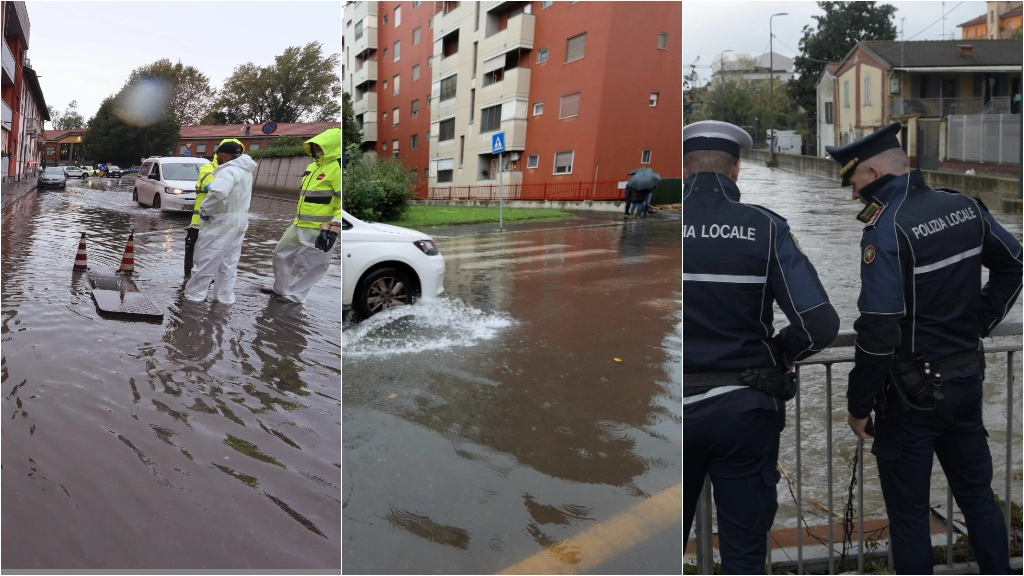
[
  {"left": 791, "top": 233, "right": 806, "bottom": 255},
  {"left": 749, "top": 204, "right": 787, "bottom": 222},
  {"left": 863, "top": 245, "right": 876, "bottom": 264}
]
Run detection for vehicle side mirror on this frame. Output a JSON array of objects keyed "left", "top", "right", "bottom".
[{"left": 149, "top": 172, "right": 160, "bottom": 180}]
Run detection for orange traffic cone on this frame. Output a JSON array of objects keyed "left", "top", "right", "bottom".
[
  {"left": 73, "top": 232, "right": 88, "bottom": 271},
  {"left": 117, "top": 232, "right": 135, "bottom": 275}
]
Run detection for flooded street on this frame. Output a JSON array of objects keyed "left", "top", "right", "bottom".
[
  {"left": 1, "top": 178, "right": 341, "bottom": 569},
  {"left": 343, "top": 219, "right": 683, "bottom": 574},
  {"left": 735, "top": 164, "right": 1024, "bottom": 532}
]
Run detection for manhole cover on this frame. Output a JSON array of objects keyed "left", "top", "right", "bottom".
[{"left": 92, "top": 290, "right": 163, "bottom": 322}]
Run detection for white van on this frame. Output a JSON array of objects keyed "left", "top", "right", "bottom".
[{"left": 133, "top": 156, "right": 211, "bottom": 213}]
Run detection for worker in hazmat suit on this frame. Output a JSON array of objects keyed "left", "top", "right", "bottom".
[
  {"left": 183, "top": 141, "right": 256, "bottom": 304},
  {"left": 185, "top": 138, "right": 246, "bottom": 279},
  {"left": 261, "top": 127, "right": 341, "bottom": 304}
]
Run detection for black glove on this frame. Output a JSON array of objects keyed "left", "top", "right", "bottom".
[
  {"left": 315, "top": 230, "right": 338, "bottom": 252},
  {"left": 740, "top": 368, "right": 798, "bottom": 401}
]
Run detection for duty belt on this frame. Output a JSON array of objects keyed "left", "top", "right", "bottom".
[
  {"left": 930, "top": 348, "right": 984, "bottom": 374},
  {"left": 683, "top": 372, "right": 745, "bottom": 388}
]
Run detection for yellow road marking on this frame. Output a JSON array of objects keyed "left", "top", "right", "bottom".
[{"left": 497, "top": 484, "right": 682, "bottom": 575}]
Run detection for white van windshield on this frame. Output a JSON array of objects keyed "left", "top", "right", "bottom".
[{"left": 162, "top": 163, "right": 203, "bottom": 181}]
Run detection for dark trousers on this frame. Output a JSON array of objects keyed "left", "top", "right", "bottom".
[
  {"left": 684, "top": 408, "right": 784, "bottom": 574},
  {"left": 184, "top": 227, "right": 199, "bottom": 278},
  {"left": 872, "top": 373, "right": 1011, "bottom": 574}
]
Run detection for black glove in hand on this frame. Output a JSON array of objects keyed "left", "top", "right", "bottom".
[
  {"left": 315, "top": 230, "right": 338, "bottom": 252},
  {"left": 740, "top": 368, "right": 798, "bottom": 401}
]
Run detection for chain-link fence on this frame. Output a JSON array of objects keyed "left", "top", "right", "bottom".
[{"left": 947, "top": 114, "right": 1021, "bottom": 165}]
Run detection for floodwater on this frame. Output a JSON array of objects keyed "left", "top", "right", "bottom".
[
  {"left": 734, "top": 164, "right": 1024, "bottom": 533},
  {"left": 343, "top": 219, "right": 683, "bottom": 574},
  {"left": 1, "top": 178, "right": 341, "bottom": 569}
]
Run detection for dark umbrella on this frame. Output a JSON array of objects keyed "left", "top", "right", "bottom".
[
  {"left": 628, "top": 167, "right": 654, "bottom": 175},
  {"left": 627, "top": 168, "right": 661, "bottom": 191}
]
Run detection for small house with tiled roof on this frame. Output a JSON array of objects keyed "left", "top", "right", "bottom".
[
  {"left": 958, "top": 2, "right": 1023, "bottom": 39},
  {"left": 41, "top": 128, "right": 86, "bottom": 166},
  {"left": 815, "top": 62, "right": 842, "bottom": 157}
]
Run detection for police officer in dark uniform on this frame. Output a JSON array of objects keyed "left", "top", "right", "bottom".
[
  {"left": 684, "top": 121, "right": 840, "bottom": 574},
  {"left": 827, "top": 122, "right": 1021, "bottom": 574}
]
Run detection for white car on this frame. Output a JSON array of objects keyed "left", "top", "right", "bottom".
[
  {"left": 63, "top": 166, "right": 88, "bottom": 179},
  {"left": 342, "top": 210, "right": 445, "bottom": 318},
  {"left": 133, "top": 156, "right": 210, "bottom": 213}
]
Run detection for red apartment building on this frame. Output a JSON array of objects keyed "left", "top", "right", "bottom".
[{"left": 3, "top": 1, "right": 48, "bottom": 183}]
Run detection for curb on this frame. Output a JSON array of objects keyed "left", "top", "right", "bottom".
[
  {"left": 1, "top": 182, "right": 38, "bottom": 214},
  {"left": 426, "top": 213, "right": 680, "bottom": 238}
]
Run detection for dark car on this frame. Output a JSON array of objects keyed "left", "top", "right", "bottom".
[
  {"left": 39, "top": 166, "right": 67, "bottom": 190},
  {"left": 105, "top": 165, "right": 123, "bottom": 178}
]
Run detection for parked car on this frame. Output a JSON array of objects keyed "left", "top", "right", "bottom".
[
  {"left": 80, "top": 165, "right": 98, "bottom": 176},
  {"left": 125, "top": 165, "right": 142, "bottom": 174},
  {"left": 342, "top": 209, "right": 446, "bottom": 319},
  {"left": 63, "top": 166, "right": 88, "bottom": 179},
  {"left": 133, "top": 156, "right": 210, "bottom": 213},
  {"left": 104, "top": 165, "right": 123, "bottom": 178},
  {"left": 39, "top": 166, "right": 66, "bottom": 190}
]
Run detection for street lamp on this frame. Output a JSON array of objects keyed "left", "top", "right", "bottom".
[
  {"left": 769, "top": 12, "right": 787, "bottom": 162},
  {"left": 720, "top": 49, "right": 733, "bottom": 121}
]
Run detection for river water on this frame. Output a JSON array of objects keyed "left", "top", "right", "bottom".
[
  {"left": 733, "top": 164, "right": 1024, "bottom": 532},
  {"left": 1, "top": 179, "right": 341, "bottom": 569}
]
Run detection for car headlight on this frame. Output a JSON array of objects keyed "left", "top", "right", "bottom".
[
  {"left": 164, "top": 187, "right": 183, "bottom": 195},
  {"left": 413, "top": 240, "right": 439, "bottom": 256}
]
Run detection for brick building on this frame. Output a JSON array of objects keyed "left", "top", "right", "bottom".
[
  {"left": 343, "top": 1, "right": 681, "bottom": 196},
  {"left": 3, "top": 1, "right": 49, "bottom": 182},
  {"left": 174, "top": 122, "right": 341, "bottom": 161}
]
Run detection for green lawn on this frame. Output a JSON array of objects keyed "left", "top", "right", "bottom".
[{"left": 384, "top": 205, "right": 577, "bottom": 228}]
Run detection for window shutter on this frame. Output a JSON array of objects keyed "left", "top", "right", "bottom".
[
  {"left": 483, "top": 54, "right": 506, "bottom": 74},
  {"left": 437, "top": 157, "right": 454, "bottom": 170},
  {"left": 566, "top": 33, "right": 586, "bottom": 62},
  {"left": 555, "top": 152, "right": 573, "bottom": 171},
  {"left": 434, "top": 39, "right": 443, "bottom": 59},
  {"left": 501, "top": 101, "right": 515, "bottom": 121},
  {"left": 560, "top": 92, "right": 580, "bottom": 118},
  {"left": 413, "top": 64, "right": 420, "bottom": 81},
  {"left": 414, "top": 27, "right": 421, "bottom": 45},
  {"left": 432, "top": 81, "right": 441, "bottom": 100}
]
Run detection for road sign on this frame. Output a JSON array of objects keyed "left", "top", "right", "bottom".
[
  {"left": 185, "top": 142, "right": 192, "bottom": 149},
  {"left": 262, "top": 122, "right": 278, "bottom": 135},
  {"left": 491, "top": 132, "right": 505, "bottom": 154},
  {"left": 184, "top": 150, "right": 191, "bottom": 157}
]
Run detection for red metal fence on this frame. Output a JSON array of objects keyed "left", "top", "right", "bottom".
[{"left": 411, "top": 180, "right": 626, "bottom": 202}]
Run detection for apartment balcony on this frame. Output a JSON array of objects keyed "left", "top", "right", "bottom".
[
  {"left": 353, "top": 27, "right": 378, "bottom": 57},
  {"left": 2, "top": 40, "right": 14, "bottom": 87},
  {"left": 360, "top": 121, "right": 378, "bottom": 143},
  {"left": 431, "top": 93, "right": 460, "bottom": 124},
  {"left": 481, "top": 13, "right": 534, "bottom": 60},
  {"left": 352, "top": 92, "right": 377, "bottom": 116},
  {"left": 353, "top": 60, "right": 378, "bottom": 87},
  {"left": 476, "top": 118, "right": 526, "bottom": 152},
  {"left": 2, "top": 100, "right": 12, "bottom": 132},
  {"left": 891, "top": 97, "right": 986, "bottom": 117},
  {"left": 479, "top": 67, "right": 531, "bottom": 107},
  {"left": 348, "top": 0, "right": 378, "bottom": 24}
]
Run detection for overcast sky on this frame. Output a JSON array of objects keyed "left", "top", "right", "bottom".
[
  {"left": 23, "top": 0, "right": 342, "bottom": 128},
  {"left": 684, "top": 1, "right": 989, "bottom": 81}
]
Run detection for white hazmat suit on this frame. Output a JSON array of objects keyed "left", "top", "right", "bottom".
[{"left": 183, "top": 154, "right": 256, "bottom": 304}]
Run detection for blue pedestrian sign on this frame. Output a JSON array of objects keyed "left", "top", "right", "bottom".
[
  {"left": 184, "top": 150, "right": 191, "bottom": 157},
  {"left": 491, "top": 132, "right": 505, "bottom": 154}
]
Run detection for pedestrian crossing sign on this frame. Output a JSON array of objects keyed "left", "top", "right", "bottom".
[{"left": 492, "top": 132, "right": 505, "bottom": 154}]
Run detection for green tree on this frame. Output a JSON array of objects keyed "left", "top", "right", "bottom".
[
  {"left": 792, "top": 1, "right": 897, "bottom": 130},
  {"left": 124, "top": 59, "right": 217, "bottom": 126},
  {"left": 82, "top": 95, "right": 180, "bottom": 166},
  {"left": 49, "top": 100, "right": 86, "bottom": 130},
  {"left": 1012, "top": 26, "right": 1023, "bottom": 40},
  {"left": 343, "top": 92, "right": 361, "bottom": 151},
  {"left": 342, "top": 155, "right": 412, "bottom": 221},
  {"left": 209, "top": 42, "right": 341, "bottom": 124}
]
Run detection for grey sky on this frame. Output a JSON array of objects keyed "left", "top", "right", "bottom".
[
  {"left": 684, "top": 1, "right": 989, "bottom": 81},
  {"left": 24, "top": 1, "right": 342, "bottom": 128}
]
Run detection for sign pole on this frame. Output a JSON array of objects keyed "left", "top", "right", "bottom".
[{"left": 499, "top": 151, "right": 503, "bottom": 231}]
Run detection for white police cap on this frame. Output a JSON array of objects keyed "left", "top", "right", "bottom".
[{"left": 683, "top": 120, "right": 753, "bottom": 158}]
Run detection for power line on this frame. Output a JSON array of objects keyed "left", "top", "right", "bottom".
[{"left": 904, "top": 1, "right": 964, "bottom": 41}]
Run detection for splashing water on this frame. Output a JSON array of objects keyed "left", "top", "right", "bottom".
[{"left": 343, "top": 298, "right": 515, "bottom": 359}]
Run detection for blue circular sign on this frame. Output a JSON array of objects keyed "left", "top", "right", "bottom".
[{"left": 262, "top": 122, "right": 278, "bottom": 135}]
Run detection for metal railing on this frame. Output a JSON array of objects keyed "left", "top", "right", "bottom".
[
  {"left": 947, "top": 114, "right": 1022, "bottom": 166},
  {"left": 693, "top": 321, "right": 1022, "bottom": 574},
  {"left": 891, "top": 97, "right": 985, "bottom": 117}
]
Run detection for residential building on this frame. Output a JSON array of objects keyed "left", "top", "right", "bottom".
[
  {"left": 713, "top": 51, "right": 795, "bottom": 83},
  {"left": 41, "top": 128, "right": 86, "bottom": 166},
  {"left": 3, "top": 1, "right": 47, "bottom": 183},
  {"left": 343, "top": 0, "right": 681, "bottom": 193},
  {"left": 174, "top": 122, "right": 341, "bottom": 160},
  {"left": 958, "top": 1, "right": 1023, "bottom": 40},
  {"left": 815, "top": 62, "right": 840, "bottom": 157},
  {"left": 832, "top": 39, "right": 1021, "bottom": 174}
]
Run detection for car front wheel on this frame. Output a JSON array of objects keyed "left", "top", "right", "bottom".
[
  {"left": 152, "top": 194, "right": 161, "bottom": 209},
  {"left": 133, "top": 188, "right": 141, "bottom": 204},
  {"left": 355, "top": 267, "right": 414, "bottom": 318}
]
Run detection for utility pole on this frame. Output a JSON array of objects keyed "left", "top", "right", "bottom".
[{"left": 768, "top": 12, "right": 787, "bottom": 166}]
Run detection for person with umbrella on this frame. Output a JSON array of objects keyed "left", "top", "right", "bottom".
[{"left": 626, "top": 168, "right": 660, "bottom": 218}]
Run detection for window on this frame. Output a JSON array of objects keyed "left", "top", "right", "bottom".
[
  {"left": 197, "top": 144, "right": 207, "bottom": 153},
  {"left": 394, "top": 74, "right": 401, "bottom": 94},
  {"left": 411, "top": 133, "right": 419, "bottom": 149},
  {"left": 410, "top": 169, "right": 417, "bottom": 183},
  {"left": 395, "top": 6, "right": 401, "bottom": 26},
  {"left": 437, "top": 158, "right": 454, "bottom": 182},
  {"left": 533, "top": 101, "right": 544, "bottom": 115},
  {"left": 393, "top": 108, "right": 400, "bottom": 126},
  {"left": 475, "top": 1, "right": 480, "bottom": 31},
  {"left": 560, "top": 92, "right": 581, "bottom": 118},
  {"left": 658, "top": 32, "right": 668, "bottom": 50},
  {"left": 440, "top": 74, "right": 457, "bottom": 101},
  {"left": 527, "top": 154, "right": 539, "bottom": 168},
  {"left": 554, "top": 151, "right": 574, "bottom": 174},
  {"left": 473, "top": 42, "right": 478, "bottom": 77},
  {"left": 355, "top": 19, "right": 364, "bottom": 40},
  {"left": 537, "top": 47, "right": 548, "bottom": 64},
  {"left": 649, "top": 92, "right": 659, "bottom": 107},
  {"left": 566, "top": 33, "right": 587, "bottom": 63},
  {"left": 483, "top": 68, "right": 503, "bottom": 86},
  {"left": 469, "top": 89, "right": 475, "bottom": 123},
  {"left": 412, "top": 99, "right": 419, "bottom": 117},
  {"left": 179, "top": 145, "right": 187, "bottom": 154},
  {"left": 825, "top": 101, "right": 834, "bottom": 124},
  {"left": 641, "top": 149, "right": 652, "bottom": 164},
  {"left": 439, "top": 118, "right": 455, "bottom": 141},
  {"left": 412, "top": 64, "right": 420, "bottom": 81},
  {"left": 250, "top": 143, "right": 259, "bottom": 151},
  {"left": 429, "top": 16, "right": 433, "bottom": 29},
  {"left": 426, "top": 130, "right": 431, "bottom": 141},
  {"left": 383, "top": 14, "right": 388, "bottom": 24},
  {"left": 442, "top": 29, "right": 459, "bottom": 57},
  {"left": 384, "top": 80, "right": 388, "bottom": 89},
  {"left": 383, "top": 111, "right": 388, "bottom": 121},
  {"left": 393, "top": 140, "right": 400, "bottom": 158},
  {"left": 428, "top": 55, "right": 433, "bottom": 68},
  {"left": 480, "top": 104, "right": 502, "bottom": 132},
  {"left": 413, "top": 27, "right": 421, "bottom": 45},
  {"left": 413, "top": 1, "right": 420, "bottom": 7},
  {"left": 383, "top": 47, "right": 388, "bottom": 59},
  {"left": 459, "top": 136, "right": 465, "bottom": 168},
  {"left": 394, "top": 41, "right": 401, "bottom": 62},
  {"left": 864, "top": 76, "right": 871, "bottom": 106},
  {"left": 542, "top": 0, "right": 552, "bottom": 8},
  {"left": 844, "top": 80, "right": 850, "bottom": 107}
]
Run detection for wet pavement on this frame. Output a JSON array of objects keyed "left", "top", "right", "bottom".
[
  {"left": 1, "top": 178, "right": 341, "bottom": 569},
  {"left": 342, "top": 219, "right": 683, "bottom": 574}
]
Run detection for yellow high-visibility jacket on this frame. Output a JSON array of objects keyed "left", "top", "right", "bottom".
[
  {"left": 295, "top": 127, "right": 341, "bottom": 229},
  {"left": 191, "top": 138, "right": 246, "bottom": 227}
]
